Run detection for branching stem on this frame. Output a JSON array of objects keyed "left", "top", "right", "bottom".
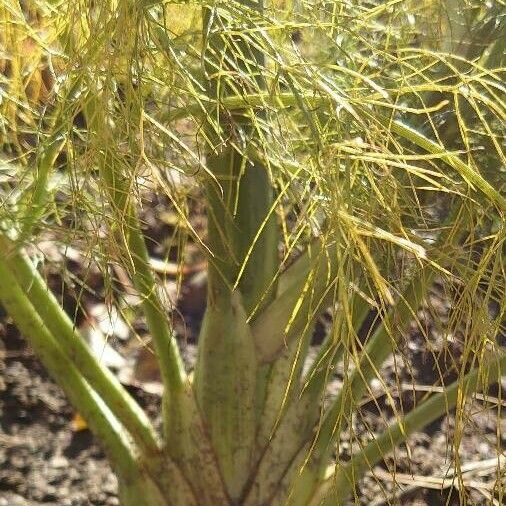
[
  {"left": 0, "top": 259, "right": 139, "bottom": 479},
  {"left": 0, "top": 234, "right": 160, "bottom": 456}
]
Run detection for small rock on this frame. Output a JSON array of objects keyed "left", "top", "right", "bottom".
[
  {"left": 50, "top": 455, "right": 69, "bottom": 469},
  {"left": 89, "top": 304, "right": 130, "bottom": 341},
  {"left": 81, "top": 325, "right": 126, "bottom": 370},
  {"left": 0, "top": 492, "right": 28, "bottom": 506},
  {"left": 102, "top": 473, "right": 118, "bottom": 495},
  {"left": 0, "top": 493, "right": 27, "bottom": 506}
]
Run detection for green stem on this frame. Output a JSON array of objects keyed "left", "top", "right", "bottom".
[
  {"left": 243, "top": 270, "right": 370, "bottom": 506},
  {"left": 193, "top": 291, "right": 258, "bottom": 500},
  {"left": 0, "top": 234, "right": 159, "bottom": 456},
  {"left": 0, "top": 237, "right": 199, "bottom": 504},
  {"left": 320, "top": 272, "right": 431, "bottom": 459},
  {"left": 200, "top": 6, "right": 279, "bottom": 314},
  {"left": 82, "top": 90, "right": 186, "bottom": 404},
  {"left": 118, "top": 476, "right": 168, "bottom": 506},
  {"left": 251, "top": 241, "right": 342, "bottom": 471},
  {"left": 17, "top": 134, "right": 65, "bottom": 241},
  {"left": 123, "top": 452, "right": 199, "bottom": 506},
  {"left": 128, "top": 211, "right": 187, "bottom": 391},
  {"left": 247, "top": 241, "right": 342, "bottom": 500},
  {"left": 162, "top": 382, "right": 230, "bottom": 505},
  {"left": 0, "top": 260, "right": 139, "bottom": 480},
  {"left": 193, "top": 1, "right": 280, "bottom": 499},
  {"left": 98, "top": 151, "right": 186, "bottom": 395},
  {"left": 316, "top": 349, "right": 506, "bottom": 506}
]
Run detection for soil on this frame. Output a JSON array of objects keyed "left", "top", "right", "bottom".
[
  {"left": 0, "top": 203, "right": 504, "bottom": 505},
  {"left": 0, "top": 325, "right": 118, "bottom": 506}
]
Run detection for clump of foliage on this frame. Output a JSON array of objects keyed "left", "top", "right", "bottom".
[{"left": 0, "top": 0, "right": 504, "bottom": 504}]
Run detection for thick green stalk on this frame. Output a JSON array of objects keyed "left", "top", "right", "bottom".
[
  {"left": 0, "top": 234, "right": 159, "bottom": 456},
  {"left": 193, "top": 1, "right": 279, "bottom": 499},
  {"left": 244, "top": 388, "right": 320, "bottom": 506},
  {"left": 200, "top": 5, "right": 279, "bottom": 314},
  {"left": 194, "top": 291, "right": 257, "bottom": 500},
  {"left": 203, "top": 150, "right": 279, "bottom": 312},
  {"left": 245, "top": 238, "right": 345, "bottom": 498},
  {"left": 0, "top": 261, "right": 139, "bottom": 480},
  {"left": 245, "top": 326, "right": 318, "bottom": 506},
  {"left": 316, "top": 349, "right": 506, "bottom": 506},
  {"left": 117, "top": 476, "right": 168, "bottom": 506},
  {"left": 162, "top": 383, "right": 230, "bottom": 505},
  {"left": 243, "top": 276, "right": 371, "bottom": 506},
  {"left": 0, "top": 239, "right": 198, "bottom": 505},
  {"left": 255, "top": 322, "right": 315, "bottom": 451},
  {"left": 251, "top": 241, "right": 341, "bottom": 472}
]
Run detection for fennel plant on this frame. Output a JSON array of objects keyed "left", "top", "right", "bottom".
[{"left": 0, "top": 0, "right": 504, "bottom": 504}]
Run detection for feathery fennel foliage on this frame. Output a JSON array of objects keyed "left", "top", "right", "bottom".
[{"left": 0, "top": 0, "right": 504, "bottom": 504}]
